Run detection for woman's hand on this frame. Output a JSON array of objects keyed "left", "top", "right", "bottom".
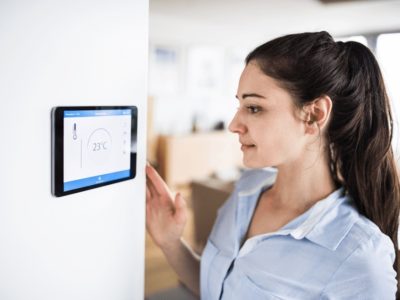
[{"left": 145, "top": 163, "right": 187, "bottom": 250}]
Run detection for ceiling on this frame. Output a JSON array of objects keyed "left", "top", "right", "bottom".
[{"left": 149, "top": 0, "right": 400, "bottom": 46}]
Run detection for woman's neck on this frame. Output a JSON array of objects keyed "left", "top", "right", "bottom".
[{"left": 268, "top": 151, "right": 337, "bottom": 213}]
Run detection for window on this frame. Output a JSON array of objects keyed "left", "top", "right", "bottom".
[{"left": 377, "top": 33, "right": 400, "bottom": 159}]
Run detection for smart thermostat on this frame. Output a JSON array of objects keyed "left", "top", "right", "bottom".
[{"left": 51, "top": 106, "right": 138, "bottom": 197}]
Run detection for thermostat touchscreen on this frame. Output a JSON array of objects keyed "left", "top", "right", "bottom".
[{"left": 52, "top": 106, "right": 137, "bottom": 197}]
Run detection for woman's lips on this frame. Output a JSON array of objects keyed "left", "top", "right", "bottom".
[{"left": 240, "top": 144, "right": 256, "bottom": 151}]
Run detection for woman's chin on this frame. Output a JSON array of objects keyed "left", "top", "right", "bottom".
[{"left": 242, "top": 156, "right": 275, "bottom": 169}]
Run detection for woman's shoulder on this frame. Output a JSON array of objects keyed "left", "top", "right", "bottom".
[
  {"left": 318, "top": 201, "right": 397, "bottom": 298},
  {"left": 327, "top": 196, "right": 396, "bottom": 259},
  {"left": 344, "top": 206, "right": 395, "bottom": 258},
  {"left": 307, "top": 194, "right": 396, "bottom": 272},
  {"left": 321, "top": 215, "right": 397, "bottom": 298}
]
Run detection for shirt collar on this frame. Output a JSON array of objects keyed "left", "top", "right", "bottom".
[
  {"left": 302, "top": 189, "right": 358, "bottom": 251},
  {"left": 237, "top": 168, "right": 277, "bottom": 197},
  {"left": 239, "top": 174, "right": 357, "bottom": 252},
  {"left": 287, "top": 187, "right": 359, "bottom": 251}
]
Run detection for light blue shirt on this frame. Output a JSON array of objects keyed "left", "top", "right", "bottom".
[{"left": 200, "top": 168, "right": 397, "bottom": 299}]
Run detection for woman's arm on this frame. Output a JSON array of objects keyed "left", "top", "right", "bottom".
[
  {"left": 146, "top": 164, "right": 200, "bottom": 296},
  {"left": 160, "top": 237, "right": 200, "bottom": 296}
]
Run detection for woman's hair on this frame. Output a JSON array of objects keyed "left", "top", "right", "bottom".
[{"left": 246, "top": 31, "right": 400, "bottom": 294}]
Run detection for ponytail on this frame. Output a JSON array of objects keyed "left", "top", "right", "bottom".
[
  {"left": 328, "top": 42, "right": 400, "bottom": 296},
  {"left": 246, "top": 32, "right": 400, "bottom": 296}
]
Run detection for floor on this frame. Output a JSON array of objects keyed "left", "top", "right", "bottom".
[
  {"left": 146, "top": 285, "right": 198, "bottom": 300},
  {"left": 144, "top": 189, "right": 199, "bottom": 299}
]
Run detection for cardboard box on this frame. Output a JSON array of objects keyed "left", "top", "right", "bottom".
[{"left": 157, "top": 131, "right": 242, "bottom": 188}]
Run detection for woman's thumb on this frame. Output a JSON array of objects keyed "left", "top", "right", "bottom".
[{"left": 174, "top": 192, "right": 187, "bottom": 225}]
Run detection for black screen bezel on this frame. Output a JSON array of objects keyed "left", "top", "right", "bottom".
[{"left": 51, "top": 106, "right": 137, "bottom": 197}]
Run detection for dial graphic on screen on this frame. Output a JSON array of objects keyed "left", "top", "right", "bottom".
[{"left": 86, "top": 128, "right": 112, "bottom": 168}]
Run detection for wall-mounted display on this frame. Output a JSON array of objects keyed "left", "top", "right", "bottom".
[{"left": 51, "top": 106, "right": 138, "bottom": 197}]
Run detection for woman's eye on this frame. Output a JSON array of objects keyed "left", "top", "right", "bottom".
[{"left": 246, "top": 105, "right": 261, "bottom": 114}]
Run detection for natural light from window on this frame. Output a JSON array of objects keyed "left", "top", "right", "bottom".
[{"left": 377, "top": 33, "right": 400, "bottom": 161}]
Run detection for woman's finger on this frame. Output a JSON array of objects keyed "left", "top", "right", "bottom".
[
  {"left": 146, "top": 164, "right": 172, "bottom": 198},
  {"left": 146, "top": 173, "right": 160, "bottom": 198},
  {"left": 174, "top": 192, "right": 187, "bottom": 225},
  {"left": 146, "top": 184, "right": 151, "bottom": 202}
]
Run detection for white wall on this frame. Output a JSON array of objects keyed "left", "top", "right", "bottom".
[{"left": 0, "top": 1, "right": 148, "bottom": 299}]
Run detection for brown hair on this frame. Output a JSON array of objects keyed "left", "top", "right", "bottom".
[{"left": 246, "top": 31, "right": 400, "bottom": 295}]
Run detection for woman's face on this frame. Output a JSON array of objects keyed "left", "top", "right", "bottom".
[{"left": 228, "top": 62, "right": 308, "bottom": 169}]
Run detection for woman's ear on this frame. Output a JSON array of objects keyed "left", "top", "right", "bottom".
[{"left": 304, "top": 95, "right": 333, "bottom": 134}]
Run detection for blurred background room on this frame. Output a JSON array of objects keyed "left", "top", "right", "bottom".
[{"left": 145, "top": 0, "right": 400, "bottom": 299}]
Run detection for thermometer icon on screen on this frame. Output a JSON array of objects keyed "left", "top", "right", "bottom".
[{"left": 73, "top": 123, "right": 77, "bottom": 140}]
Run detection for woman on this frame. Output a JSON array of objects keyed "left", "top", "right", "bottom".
[{"left": 146, "top": 31, "right": 399, "bottom": 299}]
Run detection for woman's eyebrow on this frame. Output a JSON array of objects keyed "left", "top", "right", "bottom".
[{"left": 236, "top": 93, "right": 267, "bottom": 100}]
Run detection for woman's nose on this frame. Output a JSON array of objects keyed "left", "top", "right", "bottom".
[{"left": 228, "top": 112, "right": 245, "bottom": 134}]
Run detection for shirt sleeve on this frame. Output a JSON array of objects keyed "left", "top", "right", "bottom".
[{"left": 320, "top": 232, "right": 397, "bottom": 300}]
